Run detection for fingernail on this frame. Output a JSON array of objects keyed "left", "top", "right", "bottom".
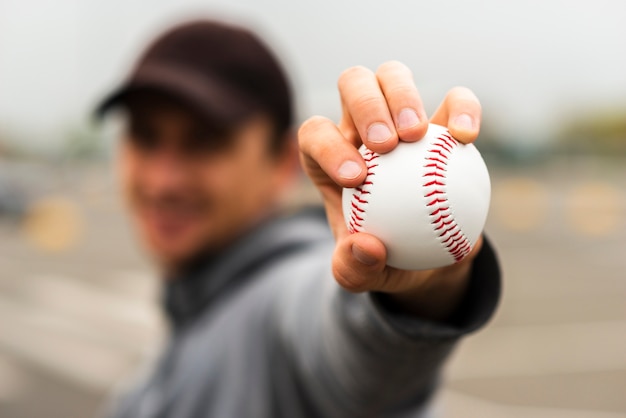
[
  {"left": 397, "top": 108, "right": 420, "bottom": 130},
  {"left": 454, "top": 113, "right": 475, "bottom": 130},
  {"left": 352, "top": 244, "right": 377, "bottom": 266},
  {"left": 338, "top": 160, "right": 362, "bottom": 179},
  {"left": 367, "top": 123, "right": 392, "bottom": 143}
]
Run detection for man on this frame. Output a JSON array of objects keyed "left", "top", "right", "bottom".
[{"left": 98, "top": 19, "right": 500, "bottom": 418}]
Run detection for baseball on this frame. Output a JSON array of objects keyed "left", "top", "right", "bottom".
[{"left": 342, "top": 123, "right": 491, "bottom": 270}]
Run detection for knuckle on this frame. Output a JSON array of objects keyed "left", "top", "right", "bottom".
[
  {"left": 333, "top": 268, "right": 366, "bottom": 292},
  {"left": 332, "top": 256, "right": 368, "bottom": 292},
  {"left": 386, "top": 84, "right": 417, "bottom": 98},
  {"left": 352, "top": 94, "right": 384, "bottom": 113}
]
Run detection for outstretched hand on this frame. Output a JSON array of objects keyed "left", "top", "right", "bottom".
[{"left": 298, "top": 61, "right": 484, "bottom": 320}]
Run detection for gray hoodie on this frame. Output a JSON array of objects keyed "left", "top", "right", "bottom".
[{"left": 104, "top": 206, "right": 500, "bottom": 418}]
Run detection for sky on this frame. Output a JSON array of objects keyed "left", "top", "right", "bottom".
[{"left": 0, "top": 0, "right": 625, "bottom": 151}]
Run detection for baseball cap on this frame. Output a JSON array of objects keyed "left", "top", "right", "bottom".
[{"left": 96, "top": 19, "right": 293, "bottom": 136}]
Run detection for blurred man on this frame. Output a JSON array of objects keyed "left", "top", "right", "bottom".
[{"left": 98, "top": 19, "right": 500, "bottom": 418}]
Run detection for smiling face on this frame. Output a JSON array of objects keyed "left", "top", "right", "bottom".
[{"left": 117, "top": 94, "right": 294, "bottom": 274}]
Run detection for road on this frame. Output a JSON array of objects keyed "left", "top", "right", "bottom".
[{"left": 0, "top": 157, "right": 624, "bottom": 417}]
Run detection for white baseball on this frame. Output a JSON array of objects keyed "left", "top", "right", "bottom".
[{"left": 342, "top": 123, "right": 491, "bottom": 270}]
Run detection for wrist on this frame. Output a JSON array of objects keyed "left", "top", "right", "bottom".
[{"left": 386, "top": 259, "right": 473, "bottom": 321}]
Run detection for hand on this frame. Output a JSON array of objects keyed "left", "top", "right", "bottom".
[{"left": 298, "top": 61, "right": 483, "bottom": 321}]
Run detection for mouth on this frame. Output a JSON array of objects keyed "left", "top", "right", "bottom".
[{"left": 137, "top": 197, "right": 209, "bottom": 241}]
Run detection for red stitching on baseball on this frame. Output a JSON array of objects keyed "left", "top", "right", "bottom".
[
  {"left": 430, "top": 206, "right": 448, "bottom": 216},
  {"left": 425, "top": 190, "right": 445, "bottom": 197},
  {"left": 426, "top": 157, "right": 447, "bottom": 165},
  {"left": 424, "top": 163, "right": 447, "bottom": 171},
  {"left": 427, "top": 197, "right": 447, "bottom": 206},
  {"left": 423, "top": 131, "right": 473, "bottom": 263},
  {"left": 423, "top": 172, "right": 445, "bottom": 178},
  {"left": 437, "top": 141, "right": 453, "bottom": 153},
  {"left": 347, "top": 150, "right": 379, "bottom": 233}
]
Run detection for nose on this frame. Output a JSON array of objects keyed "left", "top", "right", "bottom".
[{"left": 143, "top": 147, "right": 191, "bottom": 193}]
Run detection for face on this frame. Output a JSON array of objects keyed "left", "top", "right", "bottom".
[{"left": 118, "top": 97, "right": 293, "bottom": 273}]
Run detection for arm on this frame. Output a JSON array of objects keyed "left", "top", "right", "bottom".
[
  {"left": 283, "top": 61, "right": 500, "bottom": 415},
  {"left": 275, "top": 236, "right": 500, "bottom": 417}
]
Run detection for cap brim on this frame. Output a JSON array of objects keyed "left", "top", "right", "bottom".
[{"left": 96, "top": 63, "right": 256, "bottom": 126}]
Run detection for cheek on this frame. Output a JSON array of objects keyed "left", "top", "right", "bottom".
[
  {"left": 200, "top": 162, "right": 251, "bottom": 210},
  {"left": 199, "top": 157, "right": 276, "bottom": 219}
]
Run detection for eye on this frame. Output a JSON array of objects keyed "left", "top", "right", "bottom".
[
  {"left": 182, "top": 125, "right": 232, "bottom": 155},
  {"left": 128, "top": 120, "right": 160, "bottom": 151}
]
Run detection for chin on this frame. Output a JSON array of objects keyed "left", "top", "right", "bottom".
[
  {"left": 146, "top": 226, "right": 230, "bottom": 272},
  {"left": 139, "top": 224, "right": 200, "bottom": 264},
  {"left": 149, "top": 240, "right": 202, "bottom": 272},
  {"left": 134, "top": 212, "right": 235, "bottom": 273}
]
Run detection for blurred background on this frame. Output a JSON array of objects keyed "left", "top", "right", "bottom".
[{"left": 0, "top": 1, "right": 625, "bottom": 417}]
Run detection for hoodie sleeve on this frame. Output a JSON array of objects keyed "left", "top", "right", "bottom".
[{"left": 274, "top": 237, "right": 501, "bottom": 417}]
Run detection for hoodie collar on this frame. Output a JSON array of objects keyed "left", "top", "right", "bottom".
[{"left": 163, "top": 206, "right": 329, "bottom": 329}]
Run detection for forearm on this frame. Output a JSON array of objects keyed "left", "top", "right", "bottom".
[
  {"left": 275, "top": 239, "right": 500, "bottom": 417},
  {"left": 277, "top": 273, "right": 453, "bottom": 416}
]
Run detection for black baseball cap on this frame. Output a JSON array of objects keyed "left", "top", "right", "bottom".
[{"left": 97, "top": 19, "right": 293, "bottom": 136}]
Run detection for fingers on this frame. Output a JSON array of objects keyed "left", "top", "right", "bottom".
[
  {"left": 430, "top": 86, "right": 482, "bottom": 143},
  {"left": 299, "top": 116, "right": 369, "bottom": 238},
  {"left": 332, "top": 232, "right": 484, "bottom": 294},
  {"left": 332, "top": 232, "right": 431, "bottom": 294},
  {"left": 332, "top": 232, "right": 389, "bottom": 293},
  {"left": 338, "top": 62, "right": 429, "bottom": 154},
  {"left": 338, "top": 65, "right": 481, "bottom": 149},
  {"left": 376, "top": 61, "right": 429, "bottom": 142},
  {"left": 298, "top": 116, "right": 366, "bottom": 189},
  {"left": 338, "top": 66, "right": 398, "bottom": 153}
]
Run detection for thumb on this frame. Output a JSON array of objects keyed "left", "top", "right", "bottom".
[{"left": 332, "top": 232, "right": 389, "bottom": 292}]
